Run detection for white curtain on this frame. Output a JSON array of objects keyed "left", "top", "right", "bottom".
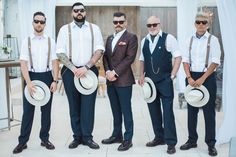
[
  {"left": 18, "top": 0, "right": 56, "bottom": 41},
  {"left": 176, "top": 0, "right": 198, "bottom": 93},
  {"left": 216, "top": 0, "right": 236, "bottom": 144}
]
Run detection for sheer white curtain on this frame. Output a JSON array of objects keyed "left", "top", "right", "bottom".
[
  {"left": 216, "top": 0, "right": 236, "bottom": 144},
  {"left": 18, "top": 0, "right": 56, "bottom": 41},
  {"left": 176, "top": 0, "right": 197, "bottom": 93}
]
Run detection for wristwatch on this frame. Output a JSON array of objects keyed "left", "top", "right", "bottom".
[{"left": 53, "top": 80, "right": 59, "bottom": 84}]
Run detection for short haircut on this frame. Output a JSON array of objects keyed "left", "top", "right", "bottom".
[
  {"left": 113, "top": 12, "right": 126, "bottom": 19},
  {"left": 33, "top": 11, "right": 46, "bottom": 21},
  {"left": 72, "top": 2, "right": 85, "bottom": 9},
  {"left": 195, "top": 12, "right": 209, "bottom": 22}
]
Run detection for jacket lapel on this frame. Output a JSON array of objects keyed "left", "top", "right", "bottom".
[{"left": 112, "top": 30, "right": 127, "bottom": 55}]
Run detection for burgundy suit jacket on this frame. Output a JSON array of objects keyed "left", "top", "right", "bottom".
[{"left": 103, "top": 30, "right": 138, "bottom": 87}]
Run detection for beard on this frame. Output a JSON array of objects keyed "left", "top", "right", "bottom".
[
  {"left": 73, "top": 15, "right": 86, "bottom": 23},
  {"left": 34, "top": 27, "right": 43, "bottom": 33}
]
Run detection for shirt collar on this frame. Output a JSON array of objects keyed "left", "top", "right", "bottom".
[
  {"left": 71, "top": 21, "right": 89, "bottom": 28},
  {"left": 113, "top": 29, "right": 126, "bottom": 38},
  {"left": 193, "top": 31, "right": 210, "bottom": 39},
  {"left": 30, "top": 34, "right": 47, "bottom": 40},
  {"left": 146, "top": 30, "right": 163, "bottom": 41}
]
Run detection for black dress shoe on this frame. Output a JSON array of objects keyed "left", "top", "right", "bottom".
[
  {"left": 167, "top": 145, "right": 176, "bottom": 154},
  {"left": 101, "top": 136, "right": 123, "bottom": 144},
  {"left": 118, "top": 140, "right": 133, "bottom": 151},
  {"left": 13, "top": 144, "right": 27, "bottom": 154},
  {"left": 41, "top": 141, "right": 55, "bottom": 150},
  {"left": 180, "top": 141, "right": 197, "bottom": 150},
  {"left": 68, "top": 139, "right": 82, "bottom": 149},
  {"left": 84, "top": 139, "right": 100, "bottom": 149},
  {"left": 208, "top": 147, "right": 217, "bottom": 156},
  {"left": 146, "top": 138, "right": 165, "bottom": 147}
]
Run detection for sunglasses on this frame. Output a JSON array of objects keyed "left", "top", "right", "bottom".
[
  {"left": 73, "top": 9, "right": 85, "bottom": 13},
  {"left": 113, "top": 21, "right": 125, "bottom": 25},
  {"left": 195, "top": 20, "right": 208, "bottom": 25},
  {"left": 146, "top": 23, "right": 160, "bottom": 28},
  {"left": 33, "top": 20, "right": 46, "bottom": 24}
]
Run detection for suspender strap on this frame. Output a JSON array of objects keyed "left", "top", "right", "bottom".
[
  {"left": 28, "top": 37, "right": 34, "bottom": 72},
  {"left": 205, "top": 34, "right": 212, "bottom": 68},
  {"left": 46, "top": 37, "right": 51, "bottom": 71},
  {"left": 189, "top": 36, "right": 194, "bottom": 68},
  {"left": 89, "top": 23, "right": 94, "bottom": 55},
  {"left": 67, "top": 23, "right": 95, "bottom": 60},
  {"left": 68, "top": 24, "right": 72, "bottom": 61}
]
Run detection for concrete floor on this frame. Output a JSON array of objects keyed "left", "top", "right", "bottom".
[{"left": 0, "top": 78, "right": 229, "bottom": 157}]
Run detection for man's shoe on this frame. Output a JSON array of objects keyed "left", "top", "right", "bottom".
[
  {"left": 118, "top": 140, "right": 133, "bottom": 151},
  {"left": 101, "top": 136, "right": 123, "bottom": 144},
  {"left": 83, "top": 139, "right": 100, "bottom": 149},
  {"left": 180, "top": 141, "right": 197, "bottom": 150},
  {"left": 68, "top": 139, "right": 82, "bottom": 149},
  {"left": 167, "top": 145, "right": 176, "bottom": 154},
  {"left": 13, "top": 144, "right": 27, "bottom": 154},
  {"left": 208, "top": 147, "right": 217, "bottom": 156},
  {"left": 146, "top": 138, "right": 165, "bottom": 147},
  {"left": 41, "top": 141, "right": 55, "bottom": 150}
]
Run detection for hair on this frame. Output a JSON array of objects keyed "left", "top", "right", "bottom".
[
  {"left": 33, "top": 11, "right": 46, "bottom": 21},
  {"left": 72, "top": 2, "right": 85, "bottom": 9},
  {"left": 195, "top": 12, "right": 209, "bottom": 22},
  {"left": 113, "top": 12, "right": 126, "bottom": 19}
]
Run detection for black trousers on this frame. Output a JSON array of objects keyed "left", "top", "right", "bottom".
[
  {"left": 18, "top": 71, "right": 53, "bottom": 144},
  {"left": 61, "top": 66, "right": 98, "bottom": 142},
  {"left": 186, "top": 72, "right": 216, "bottom": 147},
  {"left": 107, "top": 85, "right": 133, "bottom": 141},
  {"left": 147, "top": 77, "right": 177, "bottom": 145}
]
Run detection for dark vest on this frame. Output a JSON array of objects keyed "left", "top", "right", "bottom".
[{"left": 143, "top": 32, "right": 172, "bottom": 82}]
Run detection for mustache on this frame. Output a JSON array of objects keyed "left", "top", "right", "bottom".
[{"left": 115, "top": 26, "right": 122, "bottom": 29}]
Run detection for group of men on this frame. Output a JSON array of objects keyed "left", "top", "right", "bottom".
[{"left": 12, "top": 2, "right": 221, "bottom": 156}]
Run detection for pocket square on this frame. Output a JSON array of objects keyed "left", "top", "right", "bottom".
[{"left": 118, "top": 41, "right": 127, "bottom": 46}]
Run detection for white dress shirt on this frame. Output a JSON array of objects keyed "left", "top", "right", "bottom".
[
  {"left": 139, "top": 30, "right": 181, "bottom": 61},
  {"left": 20, "top": 34, "right": 57, "bottom": 72},
  {"left": 112, "top": 29, "right": 126, "bottom": 52},
  {"left": 56, "top": 21, "right": 105, "bottom": 67},
  {"left": 182, "top": 31, "right": 221, "bottom": 72}
]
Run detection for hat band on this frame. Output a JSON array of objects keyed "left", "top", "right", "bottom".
[
  {"left": 146, "top": 82, "right": 153, "bottom": 98},
  {"left": 191, "top": 88, "right": 205, "bottom": 101},
  {"left": 78, "top": 79, "right": 90, "bottom": 90}
]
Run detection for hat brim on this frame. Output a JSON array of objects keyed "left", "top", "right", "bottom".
[
  {"left": 24, "top": 80, "right": 51, "bottom": 106},
  {"left": 143, "top": 77, "right": 157, "bottom": 103},
  {"left": 74, "top": 70, "right": 98, "bottom": 95},
  {"left": 184, "top": 85, "right": 210, "bottom": 107}
]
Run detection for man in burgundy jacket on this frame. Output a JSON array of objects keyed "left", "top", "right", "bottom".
[{"left": 102, "top": 12, "right": 138, "bottom": 151}]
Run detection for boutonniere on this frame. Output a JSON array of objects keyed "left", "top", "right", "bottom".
[{"left": 118, "top": 41, "right": 127, "bottom": 46}]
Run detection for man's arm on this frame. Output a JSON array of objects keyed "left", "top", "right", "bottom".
[{"left": 171, "top": 56, "right": 182, "bottom": 79}]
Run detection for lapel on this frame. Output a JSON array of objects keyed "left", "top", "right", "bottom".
[{"left": 112, "top": 30, "right": 127, "bottom": 55}]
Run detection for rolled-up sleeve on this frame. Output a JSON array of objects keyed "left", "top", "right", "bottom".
[
  {"left": 182, "top": 38, "right": 191, "bottom": 63},
  {"left": 166, "top": 34, "right": 181, "bottom": 58},
  {"left": 93, "top": 25, "right": 105, "bottom": 53},
  {"left": 56, "top": 26, "right": 67, "bottom": 55},
  {"left": 50, "top": 38, "right": 57, "bottom": 60},
  {"left": 210, "top": 37, "right": 221, "bottom": 65},
  {"left": 19, "top": 38, "right": 29, "bottom": 61},
  {"left": 139, "top": 38, "right": 145, "bottom": 61}
]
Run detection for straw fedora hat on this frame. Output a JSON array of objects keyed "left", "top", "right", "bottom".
[
  {"left": 184, "top": 85, "right": 210, "bottom": 107},
  {"left": 141, "top": 77, "right": 156, "bottom": 103},
  {"left": 74, "top": 70, "right": 98, "bottom": 95},
  {"left": 24, "top": 80, "right": 51, "bottom": 106}
]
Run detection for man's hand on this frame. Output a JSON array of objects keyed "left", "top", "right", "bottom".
[
  {"left": 106, "top": 70, "right": 117, "bottom": 81},
  {"left": 73, "top": 67, "right": 88, "bottom": 78},
  {"left": 50, "top": 82, "right": 57, "bottom": 93},
  {"left": 27, "top": 81, "right": 36, "bottom": 96},
  {"left": 138, "top": 74, "right": 145, "bottom": 86}
]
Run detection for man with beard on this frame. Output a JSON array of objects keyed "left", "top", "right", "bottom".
[
  {"left": 56, "top": 2, "right": 104, "bottom": 149},
  {"left": 13, "top": 11, "right": 59, "bottom": 154},
  {"left": 102, "top": 12, "right": 138, "bottom": 151},
  {"left": 138, "top": 16, "right": 181, "bottom": 154}
]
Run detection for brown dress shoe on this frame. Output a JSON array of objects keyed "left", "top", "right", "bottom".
[
  {"left": 167, "top": 145, "right": 176, "bottom": 154},
  {"left": 13, "top": 144, "right": 27, "bottom": 154},
  {"left": 146, "top": 138, "right": 165, "bottom": 147},
  {"left": 101, "top": 136, "right": 123, "bottom": 144},
  {"left": 41, "top": 141, "right": 55, "bottom": 150},
  {"left": 180, "top": 141, "right": 197, "bottom": 150}
]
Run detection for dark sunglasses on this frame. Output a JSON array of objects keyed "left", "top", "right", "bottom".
[
  {"left": 73, "top": 9, "right": 85, "bottom": 13},
  {"left": 195, "top": 20, "right": 208, "bottom": 25},
  {"left": 146, "top": 23, "right": 159, "bottom": 28},
  {"left": 33, "top": 20, "right": 46, "bottom": 24},
  {"left": 113, "top": 21, "right": 125, "bottom": 25}
]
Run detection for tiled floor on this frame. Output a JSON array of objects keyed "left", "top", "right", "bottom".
[{"left": 0, "top": 78, "right": 229, "bottom": 157}]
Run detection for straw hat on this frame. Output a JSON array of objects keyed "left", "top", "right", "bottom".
[{"left": 141, "top": 77, "right": 156, "bottom": 103}]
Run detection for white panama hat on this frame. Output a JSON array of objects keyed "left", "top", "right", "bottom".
[
  {"left": 184, "top": 85, "right": 210, "bottom": 107},
  {"left": 141, "top": 77, "right": 157, "bottom": 103},
  {"left": 74, "top": 70, "right": 98, "bottom": 95},
  {"left": 24, "top": 80, "right": 51, "bottom": 106}
]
